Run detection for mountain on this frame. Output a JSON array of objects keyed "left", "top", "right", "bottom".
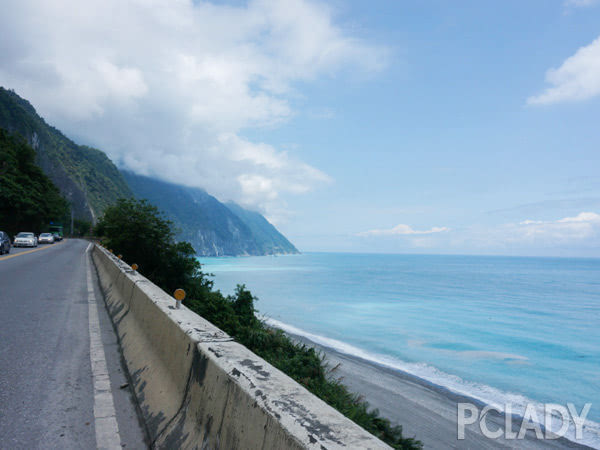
[
  {"left": 0, "top": 129, "right": 69, "bottom": 235},
  {"left": 0, "top": 87, "right": 298, "bottom": 256},
  {"left": 122, "top": 171, "right": 299, "bottom": 256},
  {"left": 224, "top": 202, "right": 299, "bottom": 255},
  {"left": 0, "top": 87, "right": 132, "bottom": 222}
]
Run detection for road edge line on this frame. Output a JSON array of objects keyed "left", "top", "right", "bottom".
[{"left": 86, "top": 243, "right": 122, "bottom": 450}]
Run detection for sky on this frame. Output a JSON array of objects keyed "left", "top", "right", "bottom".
[{"left": 2, "top": 0, "right": 600, "bottom": 256}]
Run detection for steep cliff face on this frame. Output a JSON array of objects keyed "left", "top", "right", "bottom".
[
  {"left": 0, "top": 87, "right": 132, "bottom": 221},
  {"left": 122, "top": 171, "right": 299, "bottom": 256},
  {"left": 224, "top": 202, "right": 298, "bottom": 255}
]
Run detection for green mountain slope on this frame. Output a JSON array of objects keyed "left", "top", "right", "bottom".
[
  {"left": 0, "top": 129, "right": 69, "bottom": 235},
  {"left": 0, "top": 87, "right": 298, "bottom": 255},
  {"left": 122, "top": 171, "right": 299, "bottom": 256},
  {"left": 0, "top": 87, "right": 132, "bottom": 221},
  {"left": 224, "top": 202, "right": 298, "bottom": 255}
]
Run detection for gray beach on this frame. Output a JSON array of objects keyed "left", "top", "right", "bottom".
[{"left": 290, "top": 334, "right": 592, "bottom": 449}]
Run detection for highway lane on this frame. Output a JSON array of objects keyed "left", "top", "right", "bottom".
[
  {"left": 0, "top": 242, "right": 62, "bottom": 259},
  {"left": 0, "top": 239, "right": 146, "bottom": 449}
]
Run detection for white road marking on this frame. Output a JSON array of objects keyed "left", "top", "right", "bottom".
[{"left": 86, "top": 243, "right": 122, "bottom": 449}]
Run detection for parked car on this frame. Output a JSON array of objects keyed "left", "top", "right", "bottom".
[
  {"left": 0, "top": 231, "right": 11, "bottom": 254},
  {"left": 38, "top": 233, "right": 55, "bottom": 244},
  {"left": 14, "top": 232, "right": 38, "bottom": 248}
]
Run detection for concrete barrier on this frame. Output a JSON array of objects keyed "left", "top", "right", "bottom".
[{"left": 91, "top": 244, "right": 390, "bottom": 449}]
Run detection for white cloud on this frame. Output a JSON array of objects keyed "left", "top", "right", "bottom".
[
  {"left": 557, "top": 211, "right": 600, "bottom": 222},
  {"left": 528, "top": 36, "right": 600, "bottom": 105},
  {"left": 346, "top": 212, "right": 600, "bottom": 256},
  {"left": 95, "top": 60, "right": 148, "bottom": 101},
  {"left": 0, "top": 0, "right": 385, "bottom": 217},
  {"left": 357, "top": 224, "right": 450, "bottom": 237},
  {"left": 564, "top": 0, "right": 599, "bottom": 7},
  {"left": 516, "top": 211, "right": 600, "bottom": 241}
]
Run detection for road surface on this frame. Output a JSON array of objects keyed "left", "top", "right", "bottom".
[{"left": 0, "top": 239, "right": 147, "bottom": 449}]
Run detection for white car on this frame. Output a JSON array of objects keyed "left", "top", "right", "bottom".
[
  {"left": 14, "top": 232, "right": 38, "bottom": 247},
  {"left": 38, "top": 233, "right": 55, "bottom": 244}
]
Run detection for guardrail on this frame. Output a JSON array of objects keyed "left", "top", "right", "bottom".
[{"left": 91, "top": 244, "right": 389, "bottom": 449}]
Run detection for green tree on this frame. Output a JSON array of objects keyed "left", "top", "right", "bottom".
[
  {"left": 0, "top": 128, "right": 69, "bottom": 235},
  {"left": 232, "top": 285, "right": 257, "bottom": 327},
  {"left": 94, "top": 198, "right": 207, "bottom": 294},
  {"left": 72, "top": 219, "right": 93, "bottom": 237}
]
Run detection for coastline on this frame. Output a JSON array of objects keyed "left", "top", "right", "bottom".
[
  {"left": 204, "top": 252, "right": 600, "bottom": 449},
  {"left": 286, "top": 331, "right": 593, "bottom": 450}
]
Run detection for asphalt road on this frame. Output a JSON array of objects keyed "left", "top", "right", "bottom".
[{"left": 0, "top": 239, "right": 147, "bottom": 449}]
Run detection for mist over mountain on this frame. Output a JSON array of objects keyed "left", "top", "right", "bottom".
[
  {"left": 1, "top": 87, "right": 298, "bottom": 256},
  {"left": 122, "top": 171, "right": 298, "bottom": 256}
]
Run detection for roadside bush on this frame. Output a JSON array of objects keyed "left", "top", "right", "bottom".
[
  {"left": 95, "top": 198, "right": 421, "bottom": 449},
  {"left": 94, "top": 198, "right": 206, "bottom": 294},
  {"left": 72, "top": 219, "right": 93, "bottom": 237}
]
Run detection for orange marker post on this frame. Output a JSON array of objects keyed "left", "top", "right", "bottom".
[
  {"left": 174, "top": 288, "right": 186, "bottom": 309},
  {"left": 131, "top": 263, "right": 138, "bottom": 271}
]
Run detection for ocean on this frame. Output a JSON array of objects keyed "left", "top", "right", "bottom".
[{"left": 197, "top": 252, "right": 600, "bottom": 447}]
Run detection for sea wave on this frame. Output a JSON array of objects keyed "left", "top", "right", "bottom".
[{"left": 264, "top": 317, "right": 600, "bottom": 449}]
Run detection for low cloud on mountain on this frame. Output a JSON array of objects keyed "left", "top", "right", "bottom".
[{"left": 0, "top": 0, "right": 386, "bottom": 221}]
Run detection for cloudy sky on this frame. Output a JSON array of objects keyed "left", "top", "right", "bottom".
[{"left": 2, "top": 0, "right": 600, "bottom": 256}]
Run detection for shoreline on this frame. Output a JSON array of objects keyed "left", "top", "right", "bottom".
[{"left": 285, "top": 331, "right": 593, "bottom": 450}]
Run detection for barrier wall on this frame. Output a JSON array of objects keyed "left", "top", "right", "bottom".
[{"left": 91, "top": 245, "right": 389, "bottom": 449}]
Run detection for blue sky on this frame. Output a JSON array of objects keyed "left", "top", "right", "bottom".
[
  {"left": 250, "top": 0, "right": 600, "bottom": 256},
  {"left": 2, "top": 0, "right": 600, "bottom": 256}
]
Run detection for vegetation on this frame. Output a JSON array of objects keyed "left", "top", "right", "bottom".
[
  {"left": 122, "top": 170, "right": 298, "bottom": 256},
  {"left": 0, "top": 87, "right": 132, "bottom": 220},
  {"left": 73, "top": 218, "right": 93, "bottom": 237},
  {"left": 0, "top": 128, "right": 69, "bottom": 235},
  {"left": 225, "top": 201, "right": 299, "bottom": 254},
  {"left": 95, "top": 199, "right": 200, "bottom": 294},
  {"left": 95, "top": 198, "right": 421, "bottom": 449}
]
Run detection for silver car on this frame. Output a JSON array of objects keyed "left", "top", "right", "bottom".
[
  {"left": 38, "top": 233, "right": 55, "bottom": 244},
  {"left": 14, "top": 232, "right": 38, "bottom": 248}
]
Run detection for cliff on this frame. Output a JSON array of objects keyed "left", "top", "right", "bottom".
[
  {"left": 122, "top": 171, "right": 299, "bottom": 256},
  {"left": 0, "top": 87, "right": 132, "bottom": 222}
]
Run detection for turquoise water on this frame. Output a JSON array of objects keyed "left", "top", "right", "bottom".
[{"left": 198, "top": 252, "right": 600, "bottom": 446}]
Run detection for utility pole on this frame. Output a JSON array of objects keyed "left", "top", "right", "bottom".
[{"left": 70, "top": 208, "right": 74, "bottom": 236}]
